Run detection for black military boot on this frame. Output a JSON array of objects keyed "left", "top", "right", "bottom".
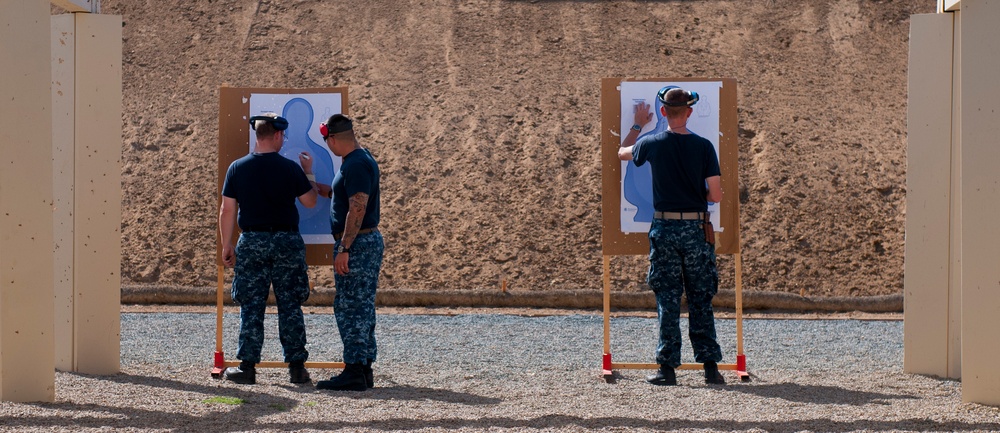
[
  {"left": 362, "top": 361, "right": 374, "bottom": 389},
  {"left": 224, "top": 361, "right": 256, "bottom": 385},
  {"left": 704, "top": 361, "right": 726, "bottom": 385},
  {"left": 646, "top": 365, "right": 677, "bottom": 386},
  {"left": 289, "top": 361, "right": 311, "bottom": 384},
  {"left": 316, "top": 363, "right": 367, "bottom": 391}
]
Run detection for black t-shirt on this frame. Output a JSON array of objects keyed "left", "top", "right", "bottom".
[
  {"left": 632, "top": 131, "right": 721, "bottom": 212},
  {"left": 330, "top": 148, "right": 380, "bottom": 234},
  {"left": 222, "top": 152, "right": 313, "bottom": 229}
]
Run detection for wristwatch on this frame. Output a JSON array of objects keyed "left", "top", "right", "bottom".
[
  {"left": 336, "top": 244, "right": 351, "bottom": 254},
  {"left": 631, "top": 124, "right": 642, "bottom": 131}
]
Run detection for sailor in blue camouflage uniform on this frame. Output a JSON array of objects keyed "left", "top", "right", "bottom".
[
  {"left": 313, "top": 114, "right": 384, "bottom": 392},
  {"left": 219, "top": 112, "right": 319, "bottom": 385},
  {"left": 617, "top": 87, "right": 726, "bottom": 386}
]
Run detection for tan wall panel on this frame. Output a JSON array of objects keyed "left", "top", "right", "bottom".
[
  {"left": 71, "top": 13, "right": 123, "bottom": 375},
  {"left": 960, "top": 0, "right": 1000, "bottom": 406},
  {"left": 0, "top": 0, "right": 56, "bottom": 402},
  {"left": 904, "top": 13, "right": 955, "bottom": 378},
  {"left": 947, "top": 10, "right": 963, "bottom": 380},
  {"left": 51, "top": 14, "right": 77, "bottom": 372}
]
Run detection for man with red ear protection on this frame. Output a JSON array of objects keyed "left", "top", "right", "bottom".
[{"left": 313, "top": 114, "right": 384, "bottom": 392}]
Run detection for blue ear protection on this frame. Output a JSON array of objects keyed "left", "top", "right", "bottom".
[
  {"left": 249, "top": 115, "right": 289, "bottom": 131},
  {"left": 657, "top": 86, "right": 699, "bottom": 107},
  {"left": 656, "top": 85, "right": 679, "bottom": 105}
]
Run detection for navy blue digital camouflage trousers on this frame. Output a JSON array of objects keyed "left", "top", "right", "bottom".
[
  {"left": 333, "top": 230, "right": 384, "bottom": 365},
  {"left": 647, "top": 218, "right": 723, "bottom": 367},
  {"left": 232, "top": 231, "right": 310, "bottom": 364}
]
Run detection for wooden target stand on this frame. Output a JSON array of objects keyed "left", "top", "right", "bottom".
[
  {"left": 211, "top": 86, "right": 349, "bottom": 377},
  {"left": 599, "top": 78, "right": 749, "bottom": 382}
]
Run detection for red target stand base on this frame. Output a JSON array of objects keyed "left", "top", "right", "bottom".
[{"left": 600, "top": 255, "right": 751, "bottom": 384}]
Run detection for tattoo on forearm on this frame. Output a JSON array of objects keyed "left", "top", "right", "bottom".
[{"left": 342, "top": 192, "right": 369, "bottom": 248}]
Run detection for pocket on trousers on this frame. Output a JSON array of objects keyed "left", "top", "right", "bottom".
[{"left": 231, "top": 279, "right": 247, "bottom": 304}]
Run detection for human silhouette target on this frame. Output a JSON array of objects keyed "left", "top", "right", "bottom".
[
  {"left": 618, "top": 81, "right": 722, "bottom": 234},
  {"left": 248, "top": 91, "right": 345, "bottom": 244}
]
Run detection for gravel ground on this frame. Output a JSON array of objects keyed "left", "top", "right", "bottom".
[{"left": 2, "top": 310, "right": 999, "bottom": 432}]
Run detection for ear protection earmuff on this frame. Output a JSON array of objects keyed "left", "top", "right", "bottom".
[
  {"left": 320, "top": 115, "right": 354, "bottom": 139},
  {"left": 656, "top": 85, "right": 679, "bottom": 105},
  {"left": 657, "top": 86, "right": 699, "bottom": 107},
  {"left": 249, "top": 115, "right": 289, "bottom": 131}
]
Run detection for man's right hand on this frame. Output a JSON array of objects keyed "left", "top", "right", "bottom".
[
  {"left": 299, "top": 152, "right": 314, "bottom": 172},
  {"left": 222, "top": 244, "right": 236, "bottom": 267}
]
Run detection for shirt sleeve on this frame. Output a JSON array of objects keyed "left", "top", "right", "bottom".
[
  {"left": 704, "top": 141, "right": 721, "bottom": 178},
  {"left": 221, "top": 163, "right": 238, "bottom": 199},
  {"left": 343, "top": 161, "right": 375, "bottom": 198},
  {"left": 631, "top": 135, "right": 650, "bottom": 167}
]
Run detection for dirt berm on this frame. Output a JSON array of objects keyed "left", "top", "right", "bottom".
[
  {"left": 97, "top": 0, "right": 932, "bottom": 309},
  {"left": 122, "top": 286, "right": 902, "bottom": 313}
]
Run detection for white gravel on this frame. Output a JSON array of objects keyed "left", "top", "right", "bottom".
[{"left": 1, "top": 311, "right": 999, "bottom": 432}]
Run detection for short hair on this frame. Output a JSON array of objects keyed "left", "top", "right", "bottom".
[
  {"left": 251, "top": 112, "right": 286, "bottom": 139},
  {"left": 326, "top": 114, "right": 353, "bottom": 133},
  {"left": 664, "top": 105, "right": 691, "bottom": 119},
  {"left": 254, "top": 120, "right": 280, "bottom": 138},
  {"left": 660, "top": 87, "right": 696, "bottom": 119}
]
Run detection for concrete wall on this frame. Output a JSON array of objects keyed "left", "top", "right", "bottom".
[
  {"left": 911, "top": 0, "right": 1000, "bottom": 406},
  {"left": 0, "top": 0, "right": 56, "bottom": 402},
  {"left": 51, "top": 13, "right": 123, "bottom": 375},
  {"left": 947, "top": 10, "right": 963, "bottom": 382},
  {"left": 959, "top": 0, "right": 1000, "bottom": 406},
  {"left": 52, "top": 13, "right": 76, "bottom": 373},
  {"left": 904, "top": 12, "right": 957, "bottom": 379}
]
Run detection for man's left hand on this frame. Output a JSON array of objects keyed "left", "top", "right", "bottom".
[{"left": 335, "top": 251, "right": 350, "bottom": 275}]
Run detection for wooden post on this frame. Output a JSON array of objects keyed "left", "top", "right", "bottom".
[{"left": 212, "top": 265, "right": 226, "bottom": 377}]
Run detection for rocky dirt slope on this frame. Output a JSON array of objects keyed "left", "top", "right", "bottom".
[{"left": 103, "top": 0, "right": 932, "bottom": 298}]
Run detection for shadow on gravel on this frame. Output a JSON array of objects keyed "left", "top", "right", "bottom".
[
  {"left": 7, "top": 410, "right": 999, "bottom": 433},
  {"left": 360, "top": 384, "right": 503, "bottom": 405},
  {"left": 246, "top": 415, "right": 1000, "bottom": 433},
  {"left": 12, "top": 372, "right": 303, "bottom": 432},
  {"left": 98, "top": 372, "right": 300, "bottom": 400},
  {"left": 723, "top": 382, "right": 917, "bottom": 405}
]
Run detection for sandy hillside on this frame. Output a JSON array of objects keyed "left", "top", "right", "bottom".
[{"left": 102, "top": 0, "right": 933, "bottom": 298}]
